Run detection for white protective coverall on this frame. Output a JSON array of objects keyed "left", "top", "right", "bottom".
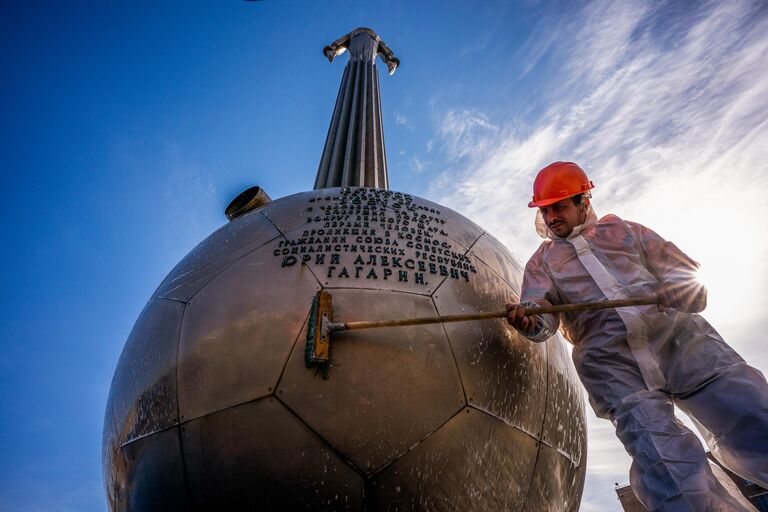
[{"left": 520, "top": 205, "right": 768, "bottom": 512}]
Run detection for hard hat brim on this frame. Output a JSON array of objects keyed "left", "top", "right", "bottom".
[{"left": 528, "top": 183, "right": 594, "bottom": 208}]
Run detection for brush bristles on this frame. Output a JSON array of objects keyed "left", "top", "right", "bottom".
[
  {"left": 304, "top": 293, "right": 329, "bottom": 379},
  {"left": 305, "top": 294, "right": 319, "bottom": 368}
]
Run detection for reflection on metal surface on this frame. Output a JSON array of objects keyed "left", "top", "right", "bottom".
[
  {"left": 524, "top": 338, "right": 586, "bottom": 512},
  {"left": 116, "top": 427, "right": 190, "bottom": 512},
  {"left": 367, "top": 407, "right": 538, "bottom": 511},
  {"left": 260, "top": 189, "right": 329, "bottom": 234},
  {"left": 526, "top": 443, "right": 586, "bottom": 512},
  {"left": 106, "top": 299, "right": 184, "bottom": 445},
  {"left": 102, "top": 409, "right": 123, "bottom": 511},
  {"left": 177, "top": 243, "right": 321, "bottom": 422},
  {"left": 154, "top": 210, "right": 281, "bottom": 302},
  {"left": 468, "top": 232, "right": 524, "bottom": 290},
  {"left": 279, "top": 288, "right": 465, "bottom": 474},
  {"left": 181, "top": 398, "right": 365, "bottom": 510},
  {"left": 434, "top": 258, "right": 548, "bottom": 438},
  {"left": 543, "top": 336, "right": 586, "bottom": 465},
  {"left": 104, "top": 187, "right": 587, "bottom": 510}
]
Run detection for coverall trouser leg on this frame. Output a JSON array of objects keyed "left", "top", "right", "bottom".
[
  {"left": 576, "top": 335, "right": 757, "bottom": 512},
  {"left": 675, "top": 362, "right": 768, "bottom": 489},
  {"left": 611, "top": 388, "right": 753, "bottom": 511}
]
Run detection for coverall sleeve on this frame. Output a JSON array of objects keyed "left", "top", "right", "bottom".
[
  {"left": 630, "top": 222, "right": 707, "bottom": 312},
  {"left": 519, "top": 248, "right": 561, "bottom": 342}
]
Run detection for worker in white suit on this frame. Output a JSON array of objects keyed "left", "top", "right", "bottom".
[{"left": 506, "top": 161, "right": 768, "bottom": 511}]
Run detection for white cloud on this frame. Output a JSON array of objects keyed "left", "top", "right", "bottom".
[
  {"left": 409, "top": 156, "right": 426, "bottom": 174},
  {"left": 436, "top": 108, "right": 499, "bottom": 160},
  {"left": 428, "top": 0, "right": 768, "bottom": 509},
  {"left": 394, "top": 110, "right": 408, "bottom": 126}
]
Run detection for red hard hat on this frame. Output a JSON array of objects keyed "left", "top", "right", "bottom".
[{"left": 528, "top": 161, "right": 595, "bottom": 208}]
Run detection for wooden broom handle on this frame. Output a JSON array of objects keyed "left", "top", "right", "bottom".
[{"left": 341, "top": 295, "right": 658, "bottom": 331}]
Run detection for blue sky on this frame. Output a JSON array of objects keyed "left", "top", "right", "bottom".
[{"left": 2, "top": 1, "right": 767, "bottom": 510}]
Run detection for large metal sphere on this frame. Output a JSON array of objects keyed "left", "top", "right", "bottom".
[{"left": 103, "top": 187, "right": 587, "bottom": 511}]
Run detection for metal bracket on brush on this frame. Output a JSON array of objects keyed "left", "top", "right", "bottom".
[
  {"left": 307, "top": 290, "right": 347, "bottom": 368},
  {"left": 315, "top": 313, "right": 347, "bottom": 363},
  {"left": 319, "top": 312, "right": 346, "bottom": 352}
]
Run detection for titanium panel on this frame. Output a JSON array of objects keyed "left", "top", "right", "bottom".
[
  {"left": 468, "top": 232, "right": 524, "bottom": 290},
  {"left": 180, "top": 398, "right": 364, "bottom": 510},
  {"left": 118, "top": 428, "right": 190, "bottom": 512},
  {"left": 372, "top": 202, "right": 479, "bottom": 255},
  {"left": 400, "top": 195, "right": 484, "bottom": 252},
  {"left": 154, "top": 210, "right": 281, "bottom": 302},
  {"left": 542, "top": 336, "right": 586, "bottom": 466},
  {"left": 279, "top": 288, "right": 466, "bottom": 474},
  {"left": 433, "top": 258, "right": 548, "bottom": 438},
  {"left": 107, "top": 298, "right": 184, "bottom": 444},
  {"left": 103, "top": 409, "right": 124, "bottom": 512},
  {"left": 261, "top": 189, "right": 335, "bottom": 234},
  {"left": 525, "top": 443, "right": 586, "bottom": 512},
  {"left": 367, "top": 407, "right": 538, "bottom": 511},
  {"left": 177, "top": 243, "right": 321, "bottom": 422}
]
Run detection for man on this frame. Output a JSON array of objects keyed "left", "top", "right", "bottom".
[{"left": 506, "top": 161, "right": 768, "bottom": 512}]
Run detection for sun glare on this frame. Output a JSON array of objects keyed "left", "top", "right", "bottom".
[{"left": 694, "top": 265, "right": 709, "bottom": 287}]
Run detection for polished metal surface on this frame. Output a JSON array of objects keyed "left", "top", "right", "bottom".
[
  {"left": 367, "top": 407, "right": 539, "bottom": 511},
  {"left": 102, "top": 408, "right": 121, "bottom": 509},
  {"left": 524, "top": 337, "right": 586, "bottom": 512},
  {"left": 468, "top": 232, "right": 524, "bottom": 290},
  {"left": 314, "top": 28, "right": 398, "bottom": 190},
  {"left": 109, "top": 427, "right": 190, "bottom": 512},
  {"left": 381, "top": 191, "right": 486, "bottom": 252},
  {"left": 177, "top": 242, "right": 321, "bottom": 422},
  {"left": 154, "top": 209, "right": 280, "bottom": 302},
  {"left": 279, "top": 288, "right": 465, "bottom": 474},
  {"left": 542, "top": 334, "right": 586, "bottom": 465},
  {"left": 433, "top": 260, "right": 548, "bottom": 438},
  {"left": 106, "top": 298, "right": 184, "bottom": 445},
  {"left": 104, "top": 187, "right": 587, "bottom": 510},
  {"left": 526, "top": 443, "right": 586, "bottom": 512},
  {"left": 261, "top": 189, "right": 328, "bottom": 234},
  {"left": 181, "top": 398, "right": 365, "bottom": 510}
]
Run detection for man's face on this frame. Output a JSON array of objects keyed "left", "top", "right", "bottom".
[{"left": 539, "top": 197, "right": 585, "bottom": 237}]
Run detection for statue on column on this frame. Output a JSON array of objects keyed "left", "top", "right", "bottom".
[{"left": 314, "top": 28, "right": 400, "bottom": 190}]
